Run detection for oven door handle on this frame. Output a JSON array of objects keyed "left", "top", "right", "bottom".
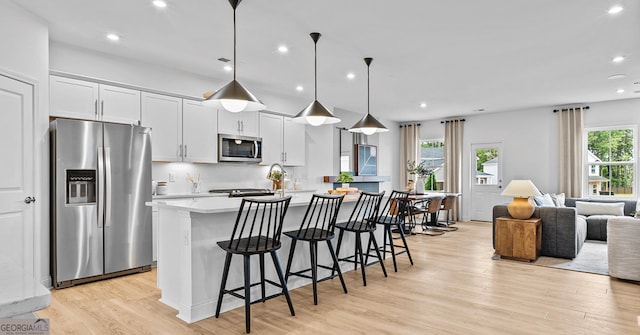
[{"left": 253, "top": 141, "right": 258, "bottom": 158}]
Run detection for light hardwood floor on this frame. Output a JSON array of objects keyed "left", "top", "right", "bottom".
[{"left": 37, "top": 221, "right": 640, "bottom": 334}]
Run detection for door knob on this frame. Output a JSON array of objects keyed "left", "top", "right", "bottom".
[{"left": 24, "top": 196, "right": 36, "bottom": 204}]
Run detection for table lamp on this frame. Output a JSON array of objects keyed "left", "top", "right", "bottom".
[{"left": 500, "top": 180, "right": 542, "bottom": 219}]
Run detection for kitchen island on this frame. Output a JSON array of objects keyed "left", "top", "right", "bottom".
[{"left": 147, "top": 193, "right": 375, "bottom": 323}]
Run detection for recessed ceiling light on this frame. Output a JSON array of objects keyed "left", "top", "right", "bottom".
[
  {"left": 346, "top": 73, "right": 356, "bottom": 80},
  {"left": 152, "top": 0, "right": 167, "bottom": 8},
  {"left": 616, "top": 89, "right": 625, "bottom": 94},
  {"left": 608, "top": 5, "right": 623, "bottom": 14},
  {"left": 473, "top": 108, "right": 485, "bottom": 112},
  {"left": 607, "top": 74, "right": 626, "bottom": 80},
  {"left": 295, "top": 85, "right": 304, "bottom": 92},
  {"left": 223, "top": 65, "right": 233, "bottom": 72},
  {"left": 278, "top": 45, "right": 288, "bottom": 54},
  {"left": 420, "top": 102, "right": 427, "bottom": 108},
  {"left": 612, "top": 56, "right": 625, "bottom": 63},
  {"left": 106, "top": 33, "right": 120, "bottom": 41}
]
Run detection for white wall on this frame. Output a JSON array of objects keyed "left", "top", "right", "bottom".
[
  {"left": 0, "top": 0, "right": 50, "bottom": 285},
  {"left": 419, "top": 98, "right": 640, "bottom": 221}
]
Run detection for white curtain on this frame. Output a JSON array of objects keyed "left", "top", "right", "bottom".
[
  {"left": 444, "top": 120, "right": 464, "bottom": 221},
  {"left": 558, "top": 107, "right": 584, "bottom": 197},
  {"left": 399, "top": 123, "right": 421, "bottom": 188}
]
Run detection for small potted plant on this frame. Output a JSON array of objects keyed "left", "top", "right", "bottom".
[
  {"left": 267, "top": 170, "right": 283, "bottom": 190},
  {"left": 336, "top": 172, "right": 354, "bottom": 189}
]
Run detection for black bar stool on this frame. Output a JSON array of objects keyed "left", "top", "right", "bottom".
[
  {"left": 371, "top": 190, "right": 414, "bottom": 272},
  {"left": 284, "top": 193, "right": 346, "bottom": 305},
  {"left": 333, "top": 191, "right": 386, "bottom": 286},
  {"left": 214, "top": 196, "right": 294, "bottom": 333}
]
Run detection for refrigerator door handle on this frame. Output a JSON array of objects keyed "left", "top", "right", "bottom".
[
  {"left": 97, "top": 146, "right": 105, "bottom": 228},
  {"left": 104, "top": 147, "right": 112, "bottom": 228}
]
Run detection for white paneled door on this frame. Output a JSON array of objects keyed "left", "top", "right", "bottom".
[
  {"left": 0, "top": 74, "right": 35, "bottom": 275},
  {"left": 470, "top": 142, "right": 504, "bottom": 222}
]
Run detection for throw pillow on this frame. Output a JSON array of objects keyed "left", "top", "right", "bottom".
[
  {"left": 533, "top": 193, "right": 555, "bottom": 207},
  {"left": 550, "top": 193, "right": 566, "bottom": 207},
  {"left": 575, "top": 201, "right": 625, "bottom": 216}
]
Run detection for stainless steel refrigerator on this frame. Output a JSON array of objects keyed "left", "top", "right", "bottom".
[{"left": 50, "top": 118, "right": 152, "bottom": 288}]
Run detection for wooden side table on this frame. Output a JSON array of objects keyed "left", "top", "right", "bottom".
[{"left": 495, "top": 217, "right": 542, "bottom": 261}]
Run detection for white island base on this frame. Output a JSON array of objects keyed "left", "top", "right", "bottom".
[{"left": 149, "top": 194, "right": 378, "bottom": 323}]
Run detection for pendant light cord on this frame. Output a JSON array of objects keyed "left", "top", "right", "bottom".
[
  {"left": 233, "top": 7, "right": 237, "bottom": 81},
  {"left": 314, "top": 38, "right": 318, "bottom": 100},
  {"left": 367, "top": 62, "right": 370, "bottom": 115}
]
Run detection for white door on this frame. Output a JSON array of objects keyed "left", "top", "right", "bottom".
[
  {"left": 0, "top": 74, "right": 34, "bottom": 275},
  {"left": 259, "top": 113, "right": 283, "bottom": 165},
  {"left": 283, "top": 117, "right": 306, "bottom": 166},
  {"left": 141, "top": 92, "right": 182, "bottom": 162},
  {"left": 182, "top": 99, "right": 217, "bottom": 163},
  {"left": 470, "top": 142, "right": 503, "bottom": 221}
]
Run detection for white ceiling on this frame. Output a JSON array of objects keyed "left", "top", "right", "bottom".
[{"left": 13, "top": 0, "right": 640, "bottom": 122}]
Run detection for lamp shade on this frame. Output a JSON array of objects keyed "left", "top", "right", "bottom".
[
  {"left": 349, "top": 113, "right": 389, "bottom": 135},
  {"left": 293, "top": 100, "right": 341, "bottom": 126},
  {"left": 501, "top": 180, "right": 542, "bottom": 197},
  {"left": 203, "top": 80, "right": 265, "bottom": 112}
]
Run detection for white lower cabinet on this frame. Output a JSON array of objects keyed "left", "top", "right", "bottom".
[
  {"left": 152, "top": 208, "right": 159, "bottom": 263},
  {"left": 259, "top": 113, "right": 306, "bottom": 166}
]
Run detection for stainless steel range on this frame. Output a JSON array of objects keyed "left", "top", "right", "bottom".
[{"left": 209, "top": 188, "right": 275, "bottom": 197}]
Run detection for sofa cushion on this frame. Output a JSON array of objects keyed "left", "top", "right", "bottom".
[
  {"left": 550, "top": 193, "right": 566, "bottom": 207},
  {"left": 534, "top": 193, "right": 556, "bottom": 207},
  {"left": 585, "top": 215, "right": 615, "bottom": 241},
  {"left": 575, "top": 201, "right": 624, "bottom": 216}
]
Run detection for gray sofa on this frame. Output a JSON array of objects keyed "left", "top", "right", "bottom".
[{"left": 493, "top": 198, "right": 637, "bottom": 259}]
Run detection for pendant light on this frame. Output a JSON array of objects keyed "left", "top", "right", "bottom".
[
  {"left": 349, "top": 57, "right": 388, "bottom": 135},
  {"left": 202, "top": 0, "right": 265, "bottom": 113},
  {"left": 293, "top": 32, "right": 340, "bottom": 126}
]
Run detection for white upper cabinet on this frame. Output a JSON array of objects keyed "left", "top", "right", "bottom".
[
  {"left": 218, "top": 110, "right": 258, "bottom": 137},
  {"left": 142, "top": 94, "right": 218, "bottom": 163},
  {"left": 141, "top": 93, "right": 182, "bottom": 162},
  {"left": 98, "top": 84, "right": 141, "bottom": 124},
  {"left": 259, "top": 113, "right": 284, "bottom": 165},
  {"left": 283, "top": 117, "right": 306, "bottom": 166},
  {"left": 50, "top": 75, "right": 99, "bottom": 120},
  {"left": 50, "top": 75, "right": 141, "bottom": 124},
  {"left": 182, "top": 99, "right": 217, "bottom": 163},
  {"left": 258, "top": 113, "right": 306, "bottom": 166}
]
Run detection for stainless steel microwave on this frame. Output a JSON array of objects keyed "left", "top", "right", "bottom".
[{"left": 218, "top": 134, "right": 262, "bottom": 163}]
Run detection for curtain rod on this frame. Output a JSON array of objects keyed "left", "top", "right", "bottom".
[
  {"left": 553, "top": 106, "right": 590, "bottom": 113},
  {"left": 440, "top": 119, "right": 466, "bottom": 124},
  {"left": 399, "top": 123, "right": 421, "bottom": 128}
]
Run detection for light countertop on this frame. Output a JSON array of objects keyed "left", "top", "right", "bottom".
[
  {"left": 152, "top": 189, "right": 317, "bottom": 200},
  {"left": 147, "top": 192, "right": 355, "bottom": 214}
]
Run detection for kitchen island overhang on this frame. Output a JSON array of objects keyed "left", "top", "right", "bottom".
[{"left": 146, "top": 193, "right": 380, "bottom": 323}]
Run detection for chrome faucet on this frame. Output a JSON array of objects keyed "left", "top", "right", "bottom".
[{"left": 267, "top": 163, "right": 287, "bottom": 198}]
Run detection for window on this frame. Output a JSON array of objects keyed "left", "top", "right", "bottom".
[
  {"left": 474, "top": 147, "right": 499, "bottom": 185},
  {"left": 586, "top": 126, "right": 636, "bottom": 197},
  {"left": 419, "top": 140, "right": 444, "bottom": 190}
]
